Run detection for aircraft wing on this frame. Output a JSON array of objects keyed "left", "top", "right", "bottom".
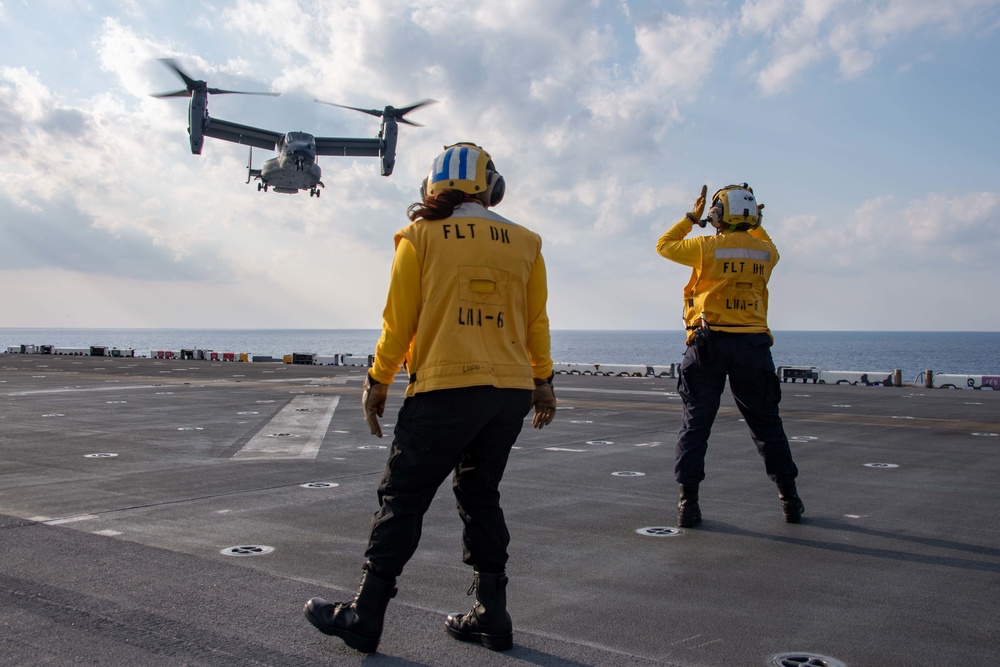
[
  {"left": 203, "top": 118, "right": 282, "bottom": 151},
  {"left": 314, "top": 136, "right": 382, "bottom": 157}
]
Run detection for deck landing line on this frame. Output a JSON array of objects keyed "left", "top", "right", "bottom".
[{"left": 232, "top": 395, "right": 339, "bottom": 460}]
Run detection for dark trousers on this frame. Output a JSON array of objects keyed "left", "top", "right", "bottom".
[
  {"left": 364, "top": 385, "right": 532, "bottom": 579},
  {"left": 675, "top": 332, "right": 798, "bottom": 486}
]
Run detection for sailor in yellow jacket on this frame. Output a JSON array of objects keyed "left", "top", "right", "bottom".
[
  {"left": 656, "top": 183, "right": 804, "bottom": 529},
  {"left": 305, "top": 142, "right": 556, "bottom": 654}
]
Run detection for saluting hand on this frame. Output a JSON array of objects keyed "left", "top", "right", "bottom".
[{"left": 685, "top": 184, "right": 708, "bottom": 225}]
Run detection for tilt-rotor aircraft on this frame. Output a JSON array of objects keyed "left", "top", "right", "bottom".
[{"left": 152, "top": 59, "right": 434, "bottom": 197}]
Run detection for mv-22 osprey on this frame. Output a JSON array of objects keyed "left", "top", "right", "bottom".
[{"left": 152, "top": 59, "right": 434, "bottom": 197}]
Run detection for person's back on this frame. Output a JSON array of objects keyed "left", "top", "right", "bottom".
[
  {"left": 394, "top": 200, "right": 547, "bottom": 395},
  {"left": 676, "top": 227, "right": 776, "bottom": 334},
  {"left": 656, "top": 184, "right": 804, "bottom": 528},
  {"left": 657, "top": 185, "right": 779, "bottom": 339}
]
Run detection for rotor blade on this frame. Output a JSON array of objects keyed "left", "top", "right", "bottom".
[
  {"left": 150, "top": 89, "right": 193, "bottom": 98},
  {"left": 208, "top": 88, "right": 280, "bottom": 97},
  {"left": 386, "top": 99, "right": 437, "bottom": 126},
  {"left": 159, "top": 58, "right": 200, "bottom": 89},
  {"left": 314, "top": 99, "right": 383, "bottom": 118},
  {"left": 314, "top": 98, "right": 437, "bottom": 125},
  {"left": 157, "top": 58, "right": 278, "bottom": 96},
  {"left": 392, "top": 99, "right": 437, "bottom": 118}
]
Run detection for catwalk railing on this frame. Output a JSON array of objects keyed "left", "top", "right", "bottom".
[{"left": 5, "top": 346, "right": 997, "bottom": 389}]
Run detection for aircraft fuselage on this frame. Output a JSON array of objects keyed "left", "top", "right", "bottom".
[{"left": 256, "top": 132, "right": 324, "bottom": 194}]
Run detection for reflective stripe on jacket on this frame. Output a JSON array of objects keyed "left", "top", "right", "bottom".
[{"left": 656, "top": 216, "right": 779, "bottom": 343}]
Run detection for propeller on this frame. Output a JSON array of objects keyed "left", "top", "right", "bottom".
[
  {"left": 150, "top": 58, "right": 280, "bottom": 98},
  {"left": 314, "top": 98, "right": 437, "bottom": 126}
]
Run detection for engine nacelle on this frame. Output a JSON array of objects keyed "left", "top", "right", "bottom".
[
  {"left": 187, "top": 90, "right": 208, "bottom": 155},
  {"left": 379, "top": 117, "right": 398, "bottom": 176}
]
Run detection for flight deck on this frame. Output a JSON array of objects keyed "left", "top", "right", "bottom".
[{"left": 1, "top": 355, "right": 997, "bottom": 666}]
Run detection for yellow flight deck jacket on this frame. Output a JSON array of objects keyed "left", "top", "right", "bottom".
[
  {"left": 371, "top": 201, "right": 553, "bottom": 396},
  {"left": 657, "top": 216, "right": 779, "bottom": 344}
]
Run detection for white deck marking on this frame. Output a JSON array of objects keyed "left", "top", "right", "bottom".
[
  {"left": 257, "top": 377, "right": 346, "bottom": 384},
  {"left": 44, "top": 515, "right": 97, "bottom": 525},
  {"left": 5, "top": 384, "right": 161, "bottom": 396},
  {"left": 232, "top": 395, "right": 340, "bottom": 460}
]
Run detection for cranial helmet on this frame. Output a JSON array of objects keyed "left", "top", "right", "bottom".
[
  {"left": 421, "top": 142, "right": 505, "bottom": 207},
  {"left": 709, "top": 183, "right": 759, "bottom": 230}
]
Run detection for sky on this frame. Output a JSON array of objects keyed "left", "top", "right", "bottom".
[{"left": 1, "top": 0, "right": 999, "bottom": 332}]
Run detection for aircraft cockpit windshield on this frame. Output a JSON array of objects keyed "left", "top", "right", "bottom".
[{"left": 285, "top": 132, "right": 315, "bottom": 147}]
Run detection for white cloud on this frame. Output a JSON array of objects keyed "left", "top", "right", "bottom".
[
  {"left": 0, "top": 267, "right": 373, "bottom": 328},
  {"left": 1, "top": 0, "right": 999, "bottom": 331},
  {"left": 741, "top": 0, "right": 1000, "bottom": 94},
  {"left": 0, "top": 66, "right": 54, "bottom": 121},
  {"left": 755, "top": 44, "right": 824, "bottom": 95},
  {"left": 634, "top": 13, "right": 730, "bottom": 100},
  {"left": 776, "top": 191, "right": 1000, "bottom": 272},
  {"left": 739, "top": 0, "right": 795, "bottom": 35}
]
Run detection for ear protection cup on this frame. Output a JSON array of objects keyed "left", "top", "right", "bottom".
[
  {"left": 707, "top": 203, "right": 723, "bottom": 226},
  {"left": 484, "top": 167, "right": 505, "bottom": 207}
]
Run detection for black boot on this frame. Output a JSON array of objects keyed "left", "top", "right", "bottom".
[
  {"left": 677, "top": 484, "right": 702, "bottom": 528},
  {"left": 304, "top": 565, "right": 397, "bottom": 653},
  {"left": 445, "top": 571, "right": 513, "bottom": 651},
  {"left": 778, "top": 483, "right": 805, "bottom": 524}
]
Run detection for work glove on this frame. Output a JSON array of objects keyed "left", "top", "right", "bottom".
[
  {"left": 362, "top": 372, "right": 388, "bottom": 438},
  {"left": 685, "top": 184, "right": 708, "bottom": 226},
  {"left": 531, "top": 374, "right": 557, "bottom": 429}
]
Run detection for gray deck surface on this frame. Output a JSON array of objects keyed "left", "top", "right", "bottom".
[{"left": 1, "top": 355, "right": 997, "bottom": 666}]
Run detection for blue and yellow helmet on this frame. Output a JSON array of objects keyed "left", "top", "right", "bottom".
[{"left": 422, "top": 142, "right": 505, "bottom": 206}]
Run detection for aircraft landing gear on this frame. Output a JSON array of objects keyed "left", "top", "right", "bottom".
[
  {"left": 258, "top": 183, "right": 269, "bottom": 192},
  {"left": 309, "top": 187, "right": 320, "bottom": 198}
]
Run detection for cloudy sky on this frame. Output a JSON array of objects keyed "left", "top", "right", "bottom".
[{"left": 2, "top": 0, "right": 999, "bottom": 332}]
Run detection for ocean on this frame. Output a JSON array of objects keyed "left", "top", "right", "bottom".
[{"left": 2, "top": 328, "right": 997, "bottom": 383}]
